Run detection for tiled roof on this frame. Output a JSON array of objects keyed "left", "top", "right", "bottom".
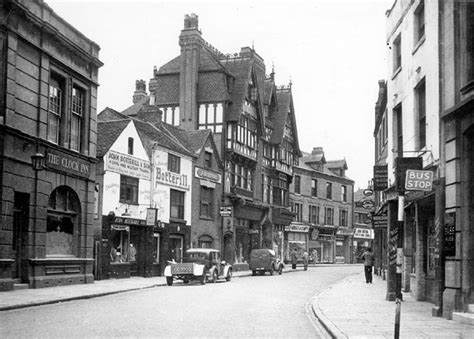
[
  {"left": 153, "top": 75, "right": 180, "bottom": 105},
  {"left": 198, "top": 72, "right": 229, "bottom": 101},
  {"left": 301, "top": 153, "right": 326, "bottom": 164},
  {"left": 157, "top": 55, "right": 180, "bottom": 74},
  {"left": 97, "top": 119, "right": 130, "bottom": 157},
  {"left": 269, "top": 90, "right": 290, "bottom": 144},
  {"left": 326, "top": 159, "right": 348, "bottom": 170},
  {"left": 264, "top": 79, "right": 275, "bottom": 106},
  {"left": 97, "top": 107, "right": 129, "bottom": 122},
  {"left": 121, "top": 96, "right": 149, "bottom": 116}
]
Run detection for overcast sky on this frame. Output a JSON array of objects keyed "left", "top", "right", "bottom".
[{"left": 49, "top": 0, "right": 393, "bottom": 189}]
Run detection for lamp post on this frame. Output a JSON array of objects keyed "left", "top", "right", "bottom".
[{"left": 31, "top": 152, "right": 45, "bottom": 259}]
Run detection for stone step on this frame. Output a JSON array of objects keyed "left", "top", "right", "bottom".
[
  {"left": 467, "top": 304, "right": 474, "bottom": 314},
  {"left": 452, "top": 312, "right": 474, "bottom": 326},
  {"left": 13, "top": 283, "right": 29, "bottom": 290}
]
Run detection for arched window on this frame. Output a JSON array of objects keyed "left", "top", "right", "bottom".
[
  {"left": 46, "top": 186, "right": 81, "bottom": 256},
  {"left": 198, "top": 235, "right": 213, "bottom": 249}
]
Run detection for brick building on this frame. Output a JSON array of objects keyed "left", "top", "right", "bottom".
[{"left": 0, "top": 0, "right": 102, "bottom": 290}]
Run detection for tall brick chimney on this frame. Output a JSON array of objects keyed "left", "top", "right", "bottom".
[
  {"left": 133, "top": 79, "right": 148, "bottom": 104},
  {"left": 179, "top": 13, "right": 202, "bottom": 130}
]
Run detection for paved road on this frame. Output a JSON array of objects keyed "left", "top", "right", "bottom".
[{"left": 0, "top": 265, "right": 360, "bottom": 338}]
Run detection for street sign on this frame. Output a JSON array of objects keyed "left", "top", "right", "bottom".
[
  {"left": 396, "top": 157, "right": 422, "bottom": 191},
  {"left": 219, "top": 206, "right": 233, "bottom": 217},
  {"left": 363, "top": 189, "right": 374, "bottom": 197},
  {"left": 372, "top": 214, "right": 388, "bottom": 228},
  {"left": 405, "top": 169, "right": 433, "bottom": 191},
  {"left": 373, "top": 164, "right": 388, "bottom": 191},
  {"left": 362, "top": 200, "right": 375, "bottom": 209}
]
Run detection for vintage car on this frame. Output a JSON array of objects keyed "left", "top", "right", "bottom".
[
  {"left": 164, "top": 248, "right": 232, "bottom": 286},
  {"left": 249, "top": 249, "right": 284, "bottom": 276}
]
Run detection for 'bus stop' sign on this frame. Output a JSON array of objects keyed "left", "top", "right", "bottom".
[{"left": 405, "top": 169, "right": 433, "bottom": 191}]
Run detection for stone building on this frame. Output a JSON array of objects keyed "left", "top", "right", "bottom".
[
  {"left": 290, "top": 148, "right": 354, "bottom": 264},
  {"left": 0, "top": 0, "right": 102, "bottom": 291},
  {"left": 134, "top": 14, "right": 301, "bottom": 266},
  {"left": 439, "top": 0, "right": 474, "bottom": 320}
]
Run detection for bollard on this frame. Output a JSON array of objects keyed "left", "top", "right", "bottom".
[{"left": 394, "top": 298, "right": 401, "bottom": 339}]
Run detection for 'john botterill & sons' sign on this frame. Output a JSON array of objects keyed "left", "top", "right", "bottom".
[
  {"left": 46, "top": 149, "right": 91, "bottom": 179},
  {"left": 106, "top": 150, "right": 151, "bottom": 180}
]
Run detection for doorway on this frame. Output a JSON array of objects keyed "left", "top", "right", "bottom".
[
  {"left": 168, "top": 235, "right": 183, "bottom": 263},
  {"left": 13, "top": 192, "right": 30, "bottom": 282}
]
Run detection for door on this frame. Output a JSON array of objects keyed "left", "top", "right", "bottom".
[
  {"left": 169, "top": 235, "right": 183, "bottom": 263},
  {"left": 13, "top": 192, "right": 30, "bottom": 281}
]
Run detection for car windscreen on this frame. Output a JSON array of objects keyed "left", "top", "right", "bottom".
[{"left": 186, "top": 253, "right": 207, "bottom": 260}]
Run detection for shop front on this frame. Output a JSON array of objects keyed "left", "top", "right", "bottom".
[
  {"left": 353, "top": 227, "right": 375, "bottom": 263},
  {"left": 284, "top": 222, "right": 310, "bottom": 263},
  {"left": 308, "top": 225, "right": 336, "bottom": 264}
]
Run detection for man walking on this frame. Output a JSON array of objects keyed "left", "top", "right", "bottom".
[{"left": 360, "top": 247, "right": 374, "bottom": 283}]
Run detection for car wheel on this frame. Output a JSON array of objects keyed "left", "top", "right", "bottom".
[
  {"left": 270, "top": 266, "right": 274, "bottom": 276},
  {"left": 252, "top": 270, "right": 256, "bottom": 276},
  {"left": 166, "top": 277, "right": 173, "bottom": 286},
  {"left": 259, "top": 270, "right": 265, "bottom": 276},
  {"left": 212, "top": 270, "right": 218, "bottom": 283},
  {"left": 278, "top": 265, "right": 283, "bottom": 275},
  {"left": 225, "top": 270, "right": 232, "bottom": 282},
  {"left": 200, "top": 272, "right": 207, "bottom": 285},
  {"left": 183, "top": 278, "right": 189, "bottom": 284}
]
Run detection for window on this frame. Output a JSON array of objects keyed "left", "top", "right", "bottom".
[
  {"left": 232, "top": 163, "right": 252, "bottom": 191},
  {"left": 309, "top": 205, "right": 320, "bottom": 224},
  {"left": 120, "top": 176, "right": 139, "bottom": 204},
  {"left": 168, "top": 154, "right": 181, "bottom": 173},
  {"left": 273, "top": 175, "right": 289, "bottom": 206},
  {"left": 47, "top": 76, "right": 63, "bottom": 143},
  {"left": 326, "top": 182, "right": 332, "bottom": 199},
  {"left": 311, "top": 179, "right": 318, "bottom": 197},
  {"left": 162, "top": 106, "right": 180, "bottom": 126},
  {"left": 200, "top": 186, "right": 213, "bottom": 219},
  {"left": 293, "top": 203, "right": 303, "bottom": 222},
  {"left": 170, "top": 189, "right": 185, "bottom": 219},
  {"left": 128, "top": 137, "right": 134, "bottom": 155},
  {"left": 341, "top": 185, "right": 347, "bottom": 202},
  {"left": 198, "top": 235, "right": 213, "bottom": 249},
  {"left": 294, "top": 176, "right": 301, "bottom": 194},
  {"left": 416, "top": 80, "right": 426, "bottom": 149},
  {"left": 414, "top": 0, "right": 425, "bottom": 44},
  {"left": 198, "top": 103, "right": 223, "bottom": 133},
  {"left": 262, "top": 175, "right": 271, "bottom": 203},
  {"left": 324, "top": 207, "right": 334, "bottom": 225},
  {"left": 340, "top": 209, "right": 348, "bottom": 227},
  {"left": 394, "top": 104, "right": 403, "bottom": 158},
  {"left": 204, "top": 151, "right": 212, "bottom": 168},
  {"left": 70, "top": 86, "right": 84, "bottom": 152},
  {"left": 153, "top": 233, "right": 160, "bottom": 264},
  {"left": 393, "top": 34, "right": 402, "bottom": 73}
]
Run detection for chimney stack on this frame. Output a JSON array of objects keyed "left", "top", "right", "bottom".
[
  {"left": 133, "top": 79, "right": 148, "bottom": 104},
  {"left": 311, "top": 147, "right": 324, "bottom": 155}
]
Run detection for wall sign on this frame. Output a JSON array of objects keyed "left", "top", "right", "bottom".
[
  {"left": 373, "top": 164, "right": 388, "bottom": 191},
  {"left": 285, "top": 223, "right": 310, "bottom": 233},
  {"left": 195, "top": 167, "right": 221, "bottom": 183},
  {"left": 112, "top": 216, "right": 147, "bottom": 227},
  {"left": 46, "top": 149, "right": 91, "bottom": 179},
  {"left": 106, "top": 150, "right": 151, "bottom": 180},
  {"left": 353, "top": 228, "right": 374, "bottom": 239}
]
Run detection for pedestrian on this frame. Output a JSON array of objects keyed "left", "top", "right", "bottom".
[
  {"left": 303, "top": 251, "right": 309, "bottom": 271},
  {"left": 291, "top": 249, "right": 298, "bottom": 269},
  {"left": 359, "top": 247, "right": 375, "bottom": 283}
]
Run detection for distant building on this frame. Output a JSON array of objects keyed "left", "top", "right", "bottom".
[
  {"left": 0, "top": 0, "right": 102, "bottom": 290},
  {"left": 353, "top": 189, "right": 374, "bottom": 263},
  {"left": 290, "top": 147, "right": 354, "bottom": 264}
]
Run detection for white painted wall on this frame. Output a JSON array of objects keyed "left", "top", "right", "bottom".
[
  {"left": 151, "top": 146, "right": 193, "bottom": 225},
  {"left": 385, "top": 0, "right": 440, "bottom": 185}
]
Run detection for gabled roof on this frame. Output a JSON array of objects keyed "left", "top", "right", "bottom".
[
  {"left": 301, "top": 152, "right": 326, "bottom": 165},
  {"left": 326, "top": 159, "right": 348, "bottom": 171},
  {"left": 121, "top": 96, "right": 149, "bottom": 117},
  {"left": 97, "top": 107, "right": 130, "bottom": 122},
  {"left": 97, "top": 119, "right": 131, "bottom": 157}
]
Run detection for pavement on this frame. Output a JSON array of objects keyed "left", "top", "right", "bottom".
[{"left": 2, "top": 266, "right": 474, "bottom": 338}]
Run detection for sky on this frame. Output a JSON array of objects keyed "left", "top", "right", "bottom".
[{"left": 48, "top": 0, "right": 393, "bottom": 190}]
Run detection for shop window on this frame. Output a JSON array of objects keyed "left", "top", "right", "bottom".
[
  {"left": 170, "top": 189, "right": 185, "bottom": 219},
  {"left": 119, "top": 175, "right": 138, "bottom": 205},
  {"left": 109, "top": 226, "right": 130, "bottom": 263},
  {"left": 168, "top": 154, "right": 181, "bottom": 173},
  {"left": 198, "top": 235, "right": 213, "bottom": 248},
  {"left": 200, "top": 186, "right": 213, "bottom": 219},
  {"left": 46, "top": 186, "right": 80, "bottom": 256}
]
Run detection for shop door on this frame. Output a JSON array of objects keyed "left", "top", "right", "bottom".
[
  {"left": 129, "top": 229, "right": 140, "bottom": 276},
  {"left": 12, "top": 192, "right": 30, "bottom": 281},
  {"left": 169, "top": 235, "right": 183, "bottom": 263}
]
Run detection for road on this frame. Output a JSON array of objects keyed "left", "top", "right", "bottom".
[{"left": 1, "top": 265, "right": 361, "bottom": 338}]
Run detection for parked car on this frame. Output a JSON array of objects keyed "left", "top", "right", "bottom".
[
  {"left": 164, "top": 248, "right": 232, "bottom": 286},
  {"left": 249, "top": 249, "right": 284, "bottom": 276}
]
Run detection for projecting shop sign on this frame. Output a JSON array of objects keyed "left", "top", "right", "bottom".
[{"left": 405, "top": 169, "right": 433, "bottom": 191}]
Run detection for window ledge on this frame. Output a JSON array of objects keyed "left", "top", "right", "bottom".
[
  {"left": 460, "top": 80, "right": 474, "bottom": 96},
  {"left": 391, "top": 67, "right": 402, "bottom": 80},
  {"left": 169, "top": 217, "right": 187, "bottom": 224},
  {"left": 118, "top": 200, "right": 139, "bottom": 206},
  {"left": 199, "top": 216, "right": 213, "bottom": 221},
  {"left": 412, "top": 35, "right": 425, "bottom": 55}
]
